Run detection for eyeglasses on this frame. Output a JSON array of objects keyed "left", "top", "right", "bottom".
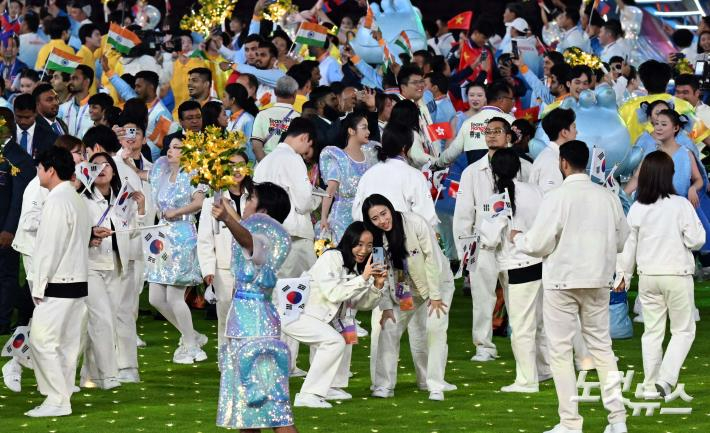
[
  {"left": 484, "top": 128, "right": 505, "bottom": 136},
  {"left": 408, "top": 79, "right": 425, "bottom": 86}
]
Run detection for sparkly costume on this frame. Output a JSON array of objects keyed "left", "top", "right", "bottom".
[
  {"left": 147, "top": 157, "right": 203, "bottom": 286},
  {"left": 217, "top": 214, "right": 294, "bottom": 430},
  {"left": 318, "top": 144, "right": 377, "bottom": 242}
]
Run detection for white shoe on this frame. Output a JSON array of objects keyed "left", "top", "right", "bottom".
[
  {"left": 2, "top": 358, "right": 21, "bottom": 392},
  {"left": 371, "top": 387, "right": 394, "bottom": 398},
  {"left": 471, "top": 350, "right": 496, "bottom": 362},
  {"left": 655, "top": 381, "right": 672, "bottom": 397},
  {"left": 500, "top": 383, "right": 539, "bottom": 393},
  {"left": 117, "top": 369, "right": 140, "bottom": 383},
  {"left": 189, "top": 346, "right": 208, "bottom": 362},
  {"left": 543, "top": 424, "right": 582, "bottom": 433},
  {"left": 72, "top": 385, "right": 80, "bottom": 393},
  {"left": 293, "top": 392, "right": 332, "bottom": 408},
  {"left": 428, "top": 391, "right": 444, "bottom": 401},
  {"left": 632, "top": 315, "right": 644, "bottom": 323},
  {"left": 173, "top": 346, "right": 194, "bottom": 364},
  {"left": 25, "top": 403, "right": 72, "bottom": 417},
  {"left": 355, "top": 322, "right": 369, "bottom": 337},
  {"left": 290, "top": 367, "right": 307, "bottom": 377},
  {"left": 603, "top": 422, "right": 627, "bottom": 433},
  {"left": 102, "top": 379, "right": 122, "bottom": 390},
  {"left": 136, "top": 336, "right": 147, "bottom": 348},
  {"left": 418, "top": 382, "right": 457, "bottom": 392},
  {"left": 195, "top": 332, "right": 208, "bottom": 347},
  {"left": 80, "top": 378, "right": 99, "bottom": 389},
  {"left": 325, "top": 387, "right": 352, "bottom": 400}
]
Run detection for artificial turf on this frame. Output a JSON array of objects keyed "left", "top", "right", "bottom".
[{"left": 2, "top": 281, "right": 708, "bottom": 433}]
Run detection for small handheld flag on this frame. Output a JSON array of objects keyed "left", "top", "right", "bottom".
[
  {"left": 112, "top": 180, "right": 137, "bottom": 228},
  {"left": 454, "top": 234, "right": 480, "bottom": 279},
  {"left": 604, "top": 164, "right": 620, "bottom": 195},
  {"left": 295, "top": 22, "right": 329, "bottom": 48},
  {"left": 483, "top": 190, "right": 512, "bottom": 221},
  {"left": 447, "top": 11, "right": 473, "bottom": 31},
  {"left": 276, "top": 277, "right": 311, "bottom": 325},
  {"left": 589, "top": 146, "right": 606, "bottom": 183},
  {"left": 107, "top": 23, "right": 142, "bottom": 55},
  {"left": 427, "top": 122, "right": 454, "bottom": 141},
  {"left": 515, "top": 106, "right": 540, "bottom": 122},
  {"left": 46, "top": 48, "right": 82, "bottom": 74},
  {"left": 74, "top": 162, "right": 107, "bottom": 190}
]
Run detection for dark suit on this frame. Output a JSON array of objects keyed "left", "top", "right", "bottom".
[
  {"left": 311, "top": 109, "right": 380, "bottom": 149},
  {"left": 35, "top": 115, "right": 69, "bottom": 137},
  {"left": 0, "top": 140, "right": 35, "bottom": 329},
  {"left": 18, "top": 120, "right": 58, "bottom": 163}
]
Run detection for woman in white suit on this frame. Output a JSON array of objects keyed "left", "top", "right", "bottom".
[
  {"left": 362, "top": 194, "right": 456, "bottom": 401},
  {"left": 197, "top": 150, "right": 252, "bottom": 357},
  {"left": 478, "top": 148, "right": 551, "bottom": 393},
  {"left": 285, "top": 221, "right": 386, "bottom": 408}
]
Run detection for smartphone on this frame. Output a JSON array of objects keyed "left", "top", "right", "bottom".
[
  {"left": 372, "top": 247, "right": 385, "bottom": 266},
  {"left": 125, "top": 127, "right": 137, "bottom": 139},
  {"left": 511, "top": 40, "right": 519, "bottom": 60},
  {"left": 480, "top": 50, "right": 488, "bottom": 61},
  {"left": 695, "top": 60, "right": 705, "bottom": 77}
]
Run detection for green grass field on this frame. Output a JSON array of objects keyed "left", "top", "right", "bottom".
[{"left": 2, "top": 280, "right": 709, "bottom": 433}]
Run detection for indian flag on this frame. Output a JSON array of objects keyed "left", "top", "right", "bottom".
[
  {"left": 295, "top": 22, "right": 328, "bottom": 48},
  {"left": 394, "top": 31, "right": 412, "bottom": 55},
  {"left": 107, "top": 23, "right": 141, "bottom": 55},
  {"left": 46, "top": 48, "right": 81, "bottom": 73}
]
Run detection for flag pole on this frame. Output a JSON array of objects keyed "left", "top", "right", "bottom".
[
  {"left": 112, "top": 223, "right": 169, "bottom": 234},
  {"left": 40, "top": 54, "right": 50, "bottom": 81}
]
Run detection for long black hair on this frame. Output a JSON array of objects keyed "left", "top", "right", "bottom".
[
  {"left": 82, "top": 152, "right": 122, "bottom": 200},
  {"left": 335, "top": 221, "right": 371, "bottom": 274},
  {"left": 637, "top": 150, "right": 676, "bottom": 204},
  {"left": 225, "top": 83, "right": 259, "bottom": 117},
  {"left": 202, "top": 101, "right": 226, "bottom": 130},
  {"left": 388, "top": 99, "right": 421, "bottom": 134},
  {"left": 338, "top": 111, "right": 368, "bottom": 149},
  {"left": 378, "top": 122, "right": 414, "bottom": 162},
  {"left": 490, "top": 148, "right": 519, "bottom": 215},
  {"left": 233, "top": 149, "right": 254, "bottom": 195},
  {"left": 361, "top": 194, "right": 408, "bottom": 270}
]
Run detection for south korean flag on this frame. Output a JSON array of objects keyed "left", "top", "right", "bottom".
[
  {"left": 74, "top": 161, "right": 107, "bottom": 190},
  {"left": 275, "top": 276, "right": 311, "bottom": 325},
  {"left": 2, "top": 326, "right": 31, "bottom": 364},
  {"left": 111, "top": 179, "right": 136, "bottom": 228},
  {"left": 142, "top": 229, "right": 170, "bottom": 274}
]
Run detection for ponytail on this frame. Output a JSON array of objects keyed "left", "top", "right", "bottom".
[{"left": 489, "top": 148, "right": 521, "bottom": 216}]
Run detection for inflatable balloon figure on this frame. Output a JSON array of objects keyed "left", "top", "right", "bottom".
[
  {"left": 349, "top": 0, "right": 427, "bottom": 64},
  {"left": 529, "top": 86, "right": 644, "bottom": 193}
]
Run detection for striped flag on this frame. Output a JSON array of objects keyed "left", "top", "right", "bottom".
[
  {"left": 148, "top": 115, "right": 172, "bottom": 146},
  {"left": 363, "top": 4, "right": 375, "bottom": 29},
  {"left": 378, "top": 38, "right": 396, "bottom": 70},
  {"left": 394, "top": 31, "right": 412, "bottom": 56},
  {"left": 295, "top": 22, "right": 329, "bottom": 48},
  {"left": 107, "top": 23, "right": 142, "bottom": 55},
  {"left": 46, "top": 48, "right": 82, "bottom": 74}
]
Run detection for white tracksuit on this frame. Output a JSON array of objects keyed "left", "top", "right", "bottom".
[
  {"left": 453, "top": 153, "right": 529, "bottom": 357},
  {"left": 479, "top": 180, "right": 550, "bottom": 386},
  {"left": 374, "top": 212, "right": 455, "bottom": 393},
  {"left": 30, "top": 181, "right": 91, "bottom": 409},
  {"left": 618, "top": 195, "right": 705, "bottom": 391},
  {"left": 81, "top": 187, "right": 144, "bottom": 385},
  {"left": 282, "top": 250, "right": 383, "bottom": 397},
  {"left": 197, "top": 194, "right": 247, "bottom": 349},
  {"left": 514, "top": 173, "right": 629, "bottom": 431}
]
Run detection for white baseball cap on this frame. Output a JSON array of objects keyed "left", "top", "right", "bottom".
[{"left": 506, "top": 17, "right": 530, "bottom": 33}]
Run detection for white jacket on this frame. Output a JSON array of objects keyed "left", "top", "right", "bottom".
[
  {"left": 529, "top": 142, "right": 563, "bottom": 194},
  {"left": 514, "top": 173, "right": 629, "bottom": 290},
  {"left": 197, "top": 194, "right": 247, "bottom": 277},
  {"left": 436, "top": 108, "right": 516, "bottom": 166},
  {"left": 352, "top": 158, "right": 437, "bottom": 227},
  {"left": 618, "top": 195, "right": 705, "bottom": 279},
  {"left": 114, "top": 150, "right": 155, "bottom": 261},
  {"left": 479, "top": 180, "right": 544, "bottom": 270},
  {"left": 453, "top": 153, "right": 530, "bottom": 258},
  {"left": 303, "top": 249, "right": 383, "bottom": 323},
  {"left": 254, "top": 142, "right": 320, "bottom": 239},
  {"left": 83, "top": 188, "right": 144, "bottom": 271},
  {"left": 32, "top": 181, "right": 91, "bottom": 297},
  {"left": 11, "top": 177, "right": 47, "bottom": 257}
]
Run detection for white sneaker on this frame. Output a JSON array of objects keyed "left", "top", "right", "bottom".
[
  {"left": 189, "top": 346, "right": 208, "bottom": 362},
  {"left": 290, "top": 367, "right": 307, "bottom": 377},
  {"left": 418, "top": 382, "right": 457, "bottom": 392},
  {"left": 428, "top": 391, "right": 444, "bottom": 401},
  {"left": 80, "top": 378, "right": 99, "bottom": 389},
  {"left": 470, "top": 350, "right": 496, "bottom": 362},
  {"left": 72, "top": 385, "right": 80, "bottom": 393},
  {"left": 102, "top": 378, "right": 122, "bottom": 390},
  {"left": 371, "top": 387, "right": 394, "bottom": 398},
  {"left": 543, "top": 424, "right": 582, "bottom": 433},
  {"left": 117, "top": 369, "right": 140, "bottom": 383},
  {"left": 136, "top": 335, "right": 147, "bottom": 348},
  {"left": 603, "top": 422, "right": 627, "bottom": 433},
  {"left": 355, "top": 322, "right": 369, "bottom": 337},
  {"left": 655, "top": 381, "right": 672, "bottom": 397},
  {"left": 500, "top": 383, "right": 539, "bottom": 393},
  {"left": 195, "top": 332, "right": 208, "bottom": 347},
  {"left": 293, "top": 392, "right": 332, "bottom": 408},
  {"left": 632, "top": 314, "right": 644, "bottom": 323},
  {"left": 325, "top": 387, "right": 352, "bottom": 400},
  {"left": 173, "top": 346, "right": 194, "bottom": 364},
  {"left": 2, "top": 358, "right": 21, "bottom": 392},
  {"left": 25, "top": 403, "right": 72, "bottom": 417}
]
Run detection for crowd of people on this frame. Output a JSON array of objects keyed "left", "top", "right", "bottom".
[{"left": 0, "top": 0, "right": 708, "bottom": 432}]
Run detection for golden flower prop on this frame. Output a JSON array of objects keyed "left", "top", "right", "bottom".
[
  {"left": 181, "top": 0, "right": 238, "bottom": 37},
  {"left": 314, "top": 238, "right": 337, "bottom": 257},
  {"left": 563, "top": 47, "right": 603, "bottom": 71},
  {"left": 262, "top": 0, "right": 297, "bottom": 23},
  {"left": 179, "top": 126, "right": 246, "bottom": 192},
  {"left": 234, "top": 161, "right": 254, "bottom": 177},
  {"left": 676, "top": 58, "right": 694, "bottom": 76},
  {"left": 0, "top": 117, "right": 19, "bottom": 176}
]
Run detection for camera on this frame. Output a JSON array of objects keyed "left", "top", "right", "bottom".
[{"left": 695, "top": 54, "right": 710, "bottom": 91}]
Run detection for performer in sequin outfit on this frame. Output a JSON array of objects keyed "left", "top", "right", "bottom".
[
  {"left": 147, "top": 136, "right": 209, "bottom": 365},
  {"left": 212, "top": 181, "right": 297, "bottom": 432},
  {"left": 318, "top": 112, "right": 377, "bottom": 243}
]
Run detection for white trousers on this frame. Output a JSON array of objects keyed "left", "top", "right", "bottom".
[
  {"left": 112, "top": 261, "right": 137, "bottom": 372},
  {"left": 469, "top": 248, "right": 507, "bottom": 356},
  {"left": 543, "top": 288, "right": 626, "bottom": 430},
  {"left": 638, "top": 275, "right": 696, "bottom": 389},
  {"left": 278, "top": 236, "right": 317, "bottom": 372},
  {"left": 374, "top": 274, "right": 455, "bottom": 392},
  {"left": 30, "top": 297, "right": 87, "bottom": 407},
  {"left": 214, "top": 268, "right": 235, "bottom": 350},
  {"left": 282, "top": 314, "right": 345, "bottom": 397},
  {"left": 507, "top": 279, "right": 550, "bottom": 386}
]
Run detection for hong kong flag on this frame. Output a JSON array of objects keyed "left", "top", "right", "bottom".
[{"left": 427, "top": 122, "right": 454, "bottom": 141}]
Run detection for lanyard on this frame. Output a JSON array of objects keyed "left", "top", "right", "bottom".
[
  {"left": 148, "top": 97, "right": 161, "bottom": 116},
  {"left": 228, "top": 110, "right": 244, "bottom": 131},
  {"left": 67, "top": 101, "right": 89, "bottom": 137}
]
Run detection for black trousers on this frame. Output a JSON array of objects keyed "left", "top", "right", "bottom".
[{"left": 0, "top": 246, "right": 19, "bottom": 328}]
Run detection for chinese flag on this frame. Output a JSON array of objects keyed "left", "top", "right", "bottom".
[
  {"left": 447, "top": 11, "right": 473, "bottom": 31},
  {"left": 458, "top": 41, "right": 478, "bottom": 72},
  {"left": 515, "top": 106, "right": 540, "bottom": 122},
  {"left": 427, "top": 122, "right": 454, "bottom": 141}
]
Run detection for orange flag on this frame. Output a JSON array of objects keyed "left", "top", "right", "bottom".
[
  {"left": 364, "top": 4, "right": 374, "bottom": 29},
  {"left": 148, "top": 115, "right": 172, "bottom": 146}
]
